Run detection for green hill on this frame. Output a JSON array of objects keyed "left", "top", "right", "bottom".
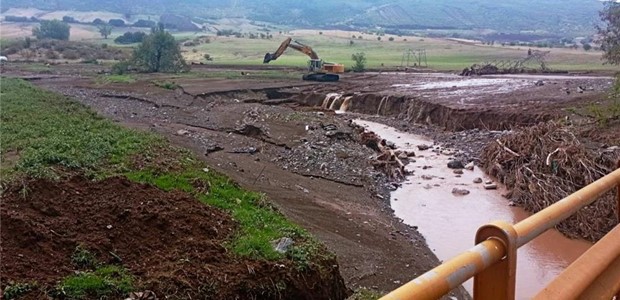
[{"left": 2, "top": 0, "right": 603, "bottom": 35}]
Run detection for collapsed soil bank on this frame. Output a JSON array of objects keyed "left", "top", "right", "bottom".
[
  {"left": 1, "top": 176, "right": 348, "bottom": 300},
  {"left": 295, "top": 92, "right": 553, "bottom": 131}
]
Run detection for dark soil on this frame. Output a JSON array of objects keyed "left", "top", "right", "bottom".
[{"left": 1, "top": 176, "right": 348, "bottom": 300}]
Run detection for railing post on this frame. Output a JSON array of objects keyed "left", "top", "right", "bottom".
[
  {"left": 616, "top": 160, "right": 620, "bottom": 300},
  {"left": 616, "top": 160, "right": 620, "bottom": 224},
  {"left": 474, "top": 221, "right": 517, "bottom": 300}
]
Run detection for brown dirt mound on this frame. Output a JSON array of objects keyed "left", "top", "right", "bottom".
[
  {"left": 481, "top": 122, "right": 619, "bottom": 241},
  {"left": 1, "top": 176, "right": 348, "bottom": 299}
]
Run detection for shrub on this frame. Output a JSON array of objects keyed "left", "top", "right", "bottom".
[
  {"left": 216, "top": 29, "right": 240, "bottom": 37},
  {"left": 62, "top": 16, "right": 77, "bottom": 23},
  {"left": 114, "top": 32, "right": 146, "bottom": 44},
  {"left": 33, "top": 20, "right": 70, "bottom": 41},
  {"left": 131, "top": 24, "right": 187, "bottom": 73},
  {"left": 45, "top": 49, "right": 59, "bottom": 59},
  {"left": 351, "top": 52, "right": 367, "bottom": 72},
  {"left": 133, "top": 19, "right": 156, "bottom": 28},
  {"left": 62, "top": 50, "right": 79, "bottom": 59},
  {"left": 108, "top": 19, "right": 125, "bottom": 27},
  {"left": 6, "top": 15, "right": 30, "bottom": 22},
  {"left": 111, "top": 60, "right": 131, "bottom": 75}
]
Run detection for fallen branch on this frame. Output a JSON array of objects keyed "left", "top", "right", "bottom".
[
  {"left": 545, "top": 148, "right": 561, "bottom": 166},
  {"left": 496, "top": 139, "right": 521, "bottom": 157}
]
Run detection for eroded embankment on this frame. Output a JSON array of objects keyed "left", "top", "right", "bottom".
[
  {"left": 294, "top": 91, "right": 619, "bottom": 243},
  {"left": 296, "top": 92, "right": 554, "bottom": 131}
]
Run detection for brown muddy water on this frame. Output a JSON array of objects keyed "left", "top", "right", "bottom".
[{"left": 354, "top": 120, "right": 592, "bottom": 299}]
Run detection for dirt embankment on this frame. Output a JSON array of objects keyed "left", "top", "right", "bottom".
[
  {"left": 296, "top": 92, "right": 552, "bottom": 131},
  {"left": 1, "top": 176, "right": 348, "bottom": 299}
]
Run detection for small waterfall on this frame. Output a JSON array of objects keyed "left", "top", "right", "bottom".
[
  {"left": 377, "top": 96, "right": 388, "bottom": 115},
  {"left": 339, "top": 96, "right": 352, "bottom": 112},
  {"left": 321, "top": 93, "right": 341, "bottom": 109},
  {"left": 329, "top": 95, "right": 342, "bottom": 110}
]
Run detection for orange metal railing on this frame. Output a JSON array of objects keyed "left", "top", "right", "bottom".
[{"left": 380, "top": 164, "right": 620, "bottom": 300}]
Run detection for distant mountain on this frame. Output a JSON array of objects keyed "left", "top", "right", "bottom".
[{"left": 1, "top": 0, "right": 603, "bottom": 36}]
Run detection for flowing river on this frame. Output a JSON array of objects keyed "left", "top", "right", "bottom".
[{"left": 354, "top": 120, "right": 592, "bottom": 299}]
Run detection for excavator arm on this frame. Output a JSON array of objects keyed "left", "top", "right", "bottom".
[{"left": 263, "top": 37, "right": 319, "bottom": 63}]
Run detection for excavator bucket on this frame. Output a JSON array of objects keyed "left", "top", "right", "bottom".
[{"left": 263, "top": 53, "right": 276, "bottom": 64}]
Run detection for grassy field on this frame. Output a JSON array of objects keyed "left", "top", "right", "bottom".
[
  {"left": 183, "top": 30, "right": 611, "bottom": 71},
  {"left": 0, "top": 77, "right": 331, "bottom": 297},
  {"left": 1, "top": 21, "right": 613, "bottom": 72}
]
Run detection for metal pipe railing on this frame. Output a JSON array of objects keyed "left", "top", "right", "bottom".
[
  {"left": 578, "top": 255, "right": 620, "bottom": 299},
  {"left": 378, "top": 239, "right": 505, "bottom": 300},
  {"left": 380, "top": 166, "right": 620, "bottom": 300},
  {"left": 534, "top": 224, "right": 620, "bottom": 299},
  {"left": 514, "top": 167, "right": 620, "bottom": 247}
]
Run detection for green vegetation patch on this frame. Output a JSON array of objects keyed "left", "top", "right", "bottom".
[
  {"left": 3, "top": 282, "right": 36, "bottom": 300},
  {"left": 1, "top": 77, "right": 329, "bottom": 271},
  {"left": 126, "top": 167, "right": 328, "bottom": 268},
  {"left": 71, "top": 245, "right": 98, "bottom": 269},
  {"left": 96, "top": 74, "right": 136, "bottom": 84},
  {"left": 347, "top": 288, "right": 382, "bottom": 300},
  {"left": 152, "top": 80, "right": 180, "bottom": 90},
  {"left": 57, "top": 266, "right": 133, "bottom": 299},
  {"left": 0, "top": 77, "right": 157, "bottom": 179}
]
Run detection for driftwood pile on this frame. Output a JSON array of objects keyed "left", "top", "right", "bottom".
[
  {"left": 481, "top": 122, "right": 619, "bottom": 241},
  {"left": 361, "top": 131, "right": 414, "bottom": 181}
]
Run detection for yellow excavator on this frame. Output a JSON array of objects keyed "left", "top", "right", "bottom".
[{"left": 263, "top": 37, "right": 344, "bottom": 82}]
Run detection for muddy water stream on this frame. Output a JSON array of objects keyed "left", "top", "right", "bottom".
[{"left": 354, "top": 120, "right": 591, "bottom": 299}]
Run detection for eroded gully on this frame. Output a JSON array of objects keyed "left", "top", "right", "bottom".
[{"left": 354, "top": 120, "right": 591, "bottom": 300}]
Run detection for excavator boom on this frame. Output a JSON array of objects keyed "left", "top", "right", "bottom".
[{"left": 263, "top": 37, "right": 319, "bottom": 63}]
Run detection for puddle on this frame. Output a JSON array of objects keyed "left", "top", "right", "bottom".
[
  {"left": 354, "top": 120, "right": 591, "bottom": 299},
  {"left": 392, "top": 78, "right": 517, "bottom": 90}
]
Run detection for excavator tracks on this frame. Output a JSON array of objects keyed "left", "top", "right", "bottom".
[{"left": 302, "top": 73, "right": 340, "bottom": 82}]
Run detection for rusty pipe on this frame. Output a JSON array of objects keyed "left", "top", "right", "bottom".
[
  {"left": 514, "top": 168, "right": 620, "bottom": 247},
  {"left": 379, "top": 239, "right": 505, "bottom": 300},
  {"left": 380, "top": 167, "right": 620, "bottom": 300},
  {"left": 534, "top": 224, "right": 620, "bottom": 299},
  {"left": 617, "top": 160, "right": 620, "bottom": 224},
  {"left": 578, "top": 255, "right": 620, "bottom": 299}
]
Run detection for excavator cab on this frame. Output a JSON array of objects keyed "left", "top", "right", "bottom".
[{"left": 263, "top": 38, "right": 344, "bottom": 82}]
